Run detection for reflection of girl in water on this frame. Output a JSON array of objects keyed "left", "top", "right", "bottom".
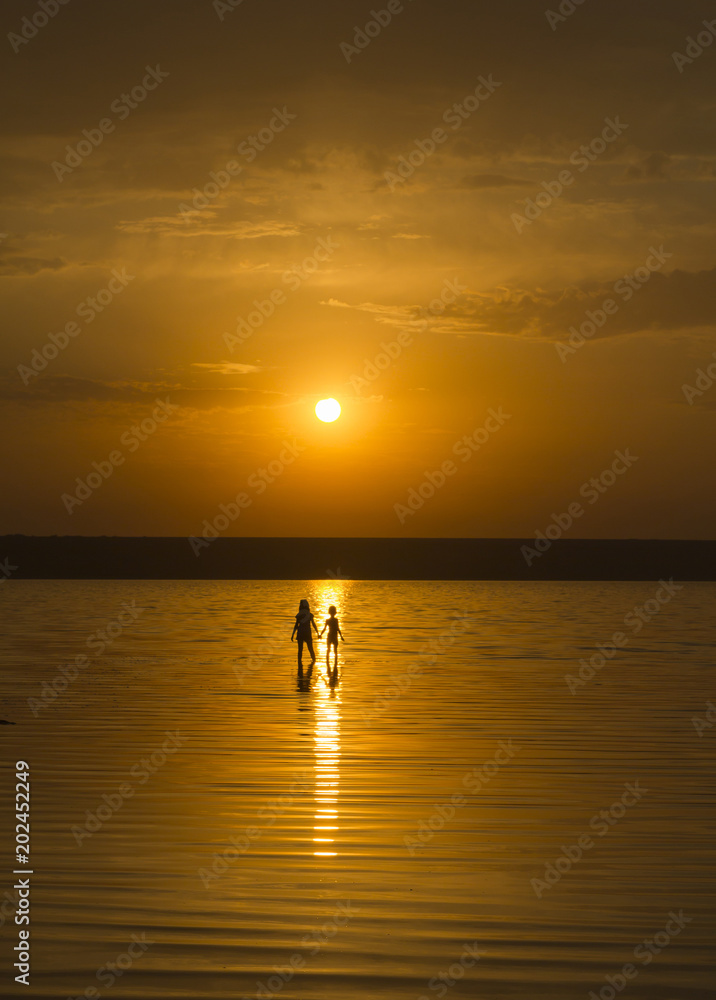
[{"left": 291, "top": 598, "right": 319, "bottom": 666}]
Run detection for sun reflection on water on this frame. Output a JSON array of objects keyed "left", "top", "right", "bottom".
[
  {"left": 311, "top": 581, "right": 345, "bottom": 857},
  {"left": 313, "top": 678, "right": 341, "bottom": 855}
]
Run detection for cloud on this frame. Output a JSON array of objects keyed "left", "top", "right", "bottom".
[
  {"left": 322, "top": 296, "right": 461, "bottom": 336},
  {"left": 461, "top": 174, "right": 529, "bottom": 188},
  {"left": 357, "top": 216, "right": 390, "bottom": 231},
  {"left": 322, "top": 298, "right": 421, "bottom": 326},
  {"left": 191, "top": 362, "right": 263, "bottom": 374},
  {"left": 116, "top": 216, "right": 302, "bottom": 240}
]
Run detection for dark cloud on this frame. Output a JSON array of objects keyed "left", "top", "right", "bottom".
[
  {"left": 625, "top": 151, "right": 672, "bottom": 181},
  {"left": 451, "top": 266, "right": 716, "bottom": 341},
  {"left": 0, "top": 375, "right": 285, "bottom": 410},
  {"left": 328, "top": 266, "right": 716, "bottom": 342},
  {"left": 0, "top": 255, "right": 67, "bottom": 276}
]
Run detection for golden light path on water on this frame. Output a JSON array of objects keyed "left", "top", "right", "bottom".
[
  {"left": 312, "top": 583, "right": 343, "bottom": 856},
  {"left": 313, "top": 673, "right": 341, "bottom": 856}
]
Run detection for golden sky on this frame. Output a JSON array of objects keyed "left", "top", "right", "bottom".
[{"left": 2, "top": 0, "right": 715, "bottom": 537}]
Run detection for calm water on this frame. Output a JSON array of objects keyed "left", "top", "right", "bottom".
[{"left": 0, "top": 580, "right": 714, "bottom": 999}]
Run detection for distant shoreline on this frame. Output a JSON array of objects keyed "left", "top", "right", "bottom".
[{"left": 2, "top": 537, "right": 715, "bottom": 581}]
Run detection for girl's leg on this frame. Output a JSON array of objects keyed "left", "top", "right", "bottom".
[
  {"left": 297, "top": 637, "right": 304, "bottom": 665},
  {"left": 306, "top": 636, "right": 315, "bottom": 662}
]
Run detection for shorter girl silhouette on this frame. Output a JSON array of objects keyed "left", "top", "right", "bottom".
[
  {"left": 291, "top": 598, "right": 319, "bottom": 666},
  {"left": 319, "top": 605, "right": 344, "bottom": 668}
]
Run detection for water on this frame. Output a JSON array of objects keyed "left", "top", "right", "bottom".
[{"left": 1, "top": 580, "right": 714, "bottom": 999}]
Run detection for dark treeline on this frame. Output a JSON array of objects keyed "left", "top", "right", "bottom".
[{"left": 2, "top": 537, "right": 715, "bottom": 580}]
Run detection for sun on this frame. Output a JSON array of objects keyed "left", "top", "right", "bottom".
[{"left": 315, "top": 398, "right": 341, "bottom": 423}]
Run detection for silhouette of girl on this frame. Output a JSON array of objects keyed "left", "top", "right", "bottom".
[{"left": 291, "top": 598, "right": 319, "bottom": 666}]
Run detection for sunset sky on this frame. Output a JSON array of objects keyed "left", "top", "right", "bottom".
[{"left": 2, "top": 0, "right": 715, "bottom": 538}]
